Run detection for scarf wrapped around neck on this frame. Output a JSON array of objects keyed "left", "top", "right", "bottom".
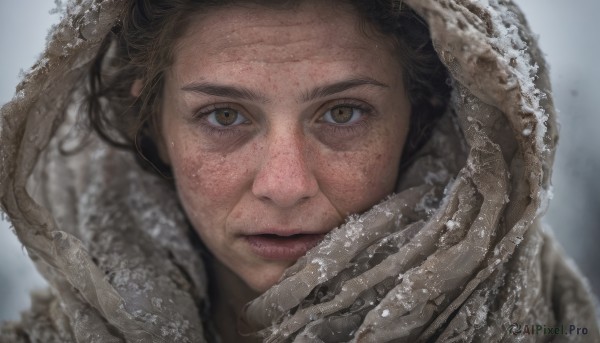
[{"left": 0, "top": 0, "right": 598, "bottom": 342}]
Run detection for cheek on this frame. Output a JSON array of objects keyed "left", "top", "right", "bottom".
[
  {"left": 316, "top": 133, "right": 402, "bottom": 214},
  {"left": 168, "top": 143, "right": 254, "bottom": 225}
]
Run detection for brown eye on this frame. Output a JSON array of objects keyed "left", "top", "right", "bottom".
[
  {"left": 214, "top": 108, "right": 238, "bottom": 126},
  {"left": 203, "top": 107, "right": 248, "bottom": 127},
  {"left": 322, "top": 105, "right": 363, "bottom": 125},
  {"left": 330, "top": 106, "right": 353, "bottom": 123}
]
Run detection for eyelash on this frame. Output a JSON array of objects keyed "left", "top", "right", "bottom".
[
  {"left": 193, "top": 103, "right": 249, "bottom": 137},
  {"left": 318, "top": 100, "right": 374, "bottom": 134},
  {"left": 191, "top": 99, "right": 375, "bottom": 137}
]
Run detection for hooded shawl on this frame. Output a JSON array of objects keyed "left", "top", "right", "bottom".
[{"left": 1, "top": 0, "right": 598, "bottom": 342}]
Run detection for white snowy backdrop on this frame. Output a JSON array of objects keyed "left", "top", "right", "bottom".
[{"left": 1, "top": 1, "right": 599, "bottom": 321}]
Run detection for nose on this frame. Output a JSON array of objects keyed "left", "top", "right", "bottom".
[{"left": 252, "top": 128, "right": 319, "bottom": 208}]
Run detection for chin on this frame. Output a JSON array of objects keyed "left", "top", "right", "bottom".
[{"left": 242, "top": 263, "right": 291, "bottom": 293}]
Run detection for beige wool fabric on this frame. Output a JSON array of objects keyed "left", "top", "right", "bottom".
[{"left": 1, "top": 0, "right": 598, "bottom": 342}]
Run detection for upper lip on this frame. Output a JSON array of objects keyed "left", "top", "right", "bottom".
[{"left": 243, "top": 227, "right": 329, "bottom": 237}]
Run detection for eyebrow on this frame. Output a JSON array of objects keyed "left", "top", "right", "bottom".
[
  {"left": 301, "top": 77, "right": 389, "bottom": 102},
  {"left": 180, "top": 77, "right": 389, "bottom": 103},
  {"left": 181, "top": 82, "right": 268, "bottom": 103}
]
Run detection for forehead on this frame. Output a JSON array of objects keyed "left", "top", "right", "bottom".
[{"left": 170, "top": 1, "right": 399, "bottom": 79}]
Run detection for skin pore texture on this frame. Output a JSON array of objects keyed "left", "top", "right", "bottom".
[{"left": 157, "top": 1, "right": 410, "bottom": 338}]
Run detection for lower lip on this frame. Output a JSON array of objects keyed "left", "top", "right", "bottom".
[{"left": 244, "top": 234, "right": 325, "bottom": 260}]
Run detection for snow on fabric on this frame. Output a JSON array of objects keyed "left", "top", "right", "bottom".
[{"left": 0, "top": 0, "right": 598, "bottom": 342}]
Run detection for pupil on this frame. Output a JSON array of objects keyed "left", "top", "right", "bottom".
[
  {"left": 333, "top": 107, "right": 352, "bottom": 123},
  {"left": 216, "top": 109, "right": 237, "bottom": 125}
]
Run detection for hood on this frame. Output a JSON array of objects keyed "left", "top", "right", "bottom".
[{"left": 1, "top": 0, "right": 597, "bottom": 342}]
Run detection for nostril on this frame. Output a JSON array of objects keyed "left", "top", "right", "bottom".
[{"left": 252, "top": 178, "right": 317, "bottom": 208}]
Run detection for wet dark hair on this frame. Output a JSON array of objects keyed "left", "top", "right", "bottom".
[{"left": 86, "top": 0, "right": 451, "bottom": 177}]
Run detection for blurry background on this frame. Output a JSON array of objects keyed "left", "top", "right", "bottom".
[{"left": 1, "top": 1, "right": 599, "bottom": 321}]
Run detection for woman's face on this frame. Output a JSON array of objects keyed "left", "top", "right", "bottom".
[{"left": 159, "top": 1, "right": 410, "bottom": 292}]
